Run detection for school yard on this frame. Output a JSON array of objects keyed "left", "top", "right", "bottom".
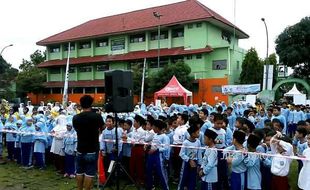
[{"left": 0, "top": 159, "right": 299, "bottom": 190}]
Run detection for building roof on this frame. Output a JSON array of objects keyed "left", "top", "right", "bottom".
[
  {"left": 38, "top": 46, "right": 213, "bottom": 68},
  {"left": 43, "top": 80, "right": 105, "bottom": 88},
  {"left": 37, "top": 0, "right": 248, "bottom": 45}
]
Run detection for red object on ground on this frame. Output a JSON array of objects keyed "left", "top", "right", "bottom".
[{"left": 98, "top": 153, "right": 106, "bottom": 184}]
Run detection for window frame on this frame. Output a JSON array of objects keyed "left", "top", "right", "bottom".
[
  {"left": 78, "top": 66, "right": 92, "bottom": 73},
  {"left": 79, "top": 41, "right": 91, "bottom": 49},
  {"left": 212, "top": 60, "right": 227, "bottom": 70}
]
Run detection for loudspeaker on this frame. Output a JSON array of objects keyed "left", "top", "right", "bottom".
[{"left": 104, "top": 70, "right": 134, "bottom": 113}]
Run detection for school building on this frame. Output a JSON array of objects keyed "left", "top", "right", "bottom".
[{"left": 32, "top": 0, "right": 249, "bottom": 105}]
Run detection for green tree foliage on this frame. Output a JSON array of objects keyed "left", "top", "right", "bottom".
[
  {"left": 148, "top": 60, "right": 193, "bottom": 92},
  {"left": 240, "top": 48, "right": 264, "bottom": 84},
  {"left": 0, "top": 56, "right": 18, "bottom": 100},
  {"left": 131, "top": 63, "right": 144, "bottom": 95},
  {"left": 275, "top": 16, "right": 310, "bottom": 81},
  {"left": 16, "top": 50, "right": 46, "bottom": 97}
]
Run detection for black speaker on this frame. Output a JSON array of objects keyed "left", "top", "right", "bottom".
[{"left": 104, "top": 70, "right": 134, "bottom": 113}]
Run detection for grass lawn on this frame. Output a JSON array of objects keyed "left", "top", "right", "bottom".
[{"left": 0, "top": 159, "right": 300, "bottom": 190}]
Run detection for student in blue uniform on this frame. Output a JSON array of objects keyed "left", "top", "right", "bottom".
[
  {"left": 33, "top": 122, "right": 47, "bottom": 169},
  {"left": 244, "top": 134, "right": 262, "bottom": 190},
  {"left": 178, "top": 123, "right": 202, "bottom": 190},
  {"left": 100, "top": 115, "right": 123, "bottom": 175},
  {"left": 63, "top": 122, "right": 77, "bottom": 178},
  {"left": 293, "top": 126, "right": 308, "bottom": 173},
  {"left": 14, "top": 120, "right": 23, "bottom": 164},
  {"left": 146, "top": 119, "right": 170, "bottom": 190},
  {"left": 209, "top": 113, "right": 228, "bottom": 190},
  {"left": 225, "top": 130, "right": 246, "bottom": 190},
  {"left": 121, "top": 119, "right": 133, "bottom": 175},
  {"left": 261, "top": 131, "right": 275, "bottom": 190},
  {"left": 4, "top": 115, "right": 17, "bottom": 161},
  {"left": 199, "top": 129, "right": 218, "bottom": 190},
  {"left": 20, "top": 117, "right": 36, "bottom": 167}
]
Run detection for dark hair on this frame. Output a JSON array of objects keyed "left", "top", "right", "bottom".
[
  {"left": 223, "top": 117, "right": 229, "bottom": 127},
  {"left": 227, "top": 107, "right": 233, "bottom": 111},
  {"left": 244, "top": 119, "right": 255, "bottom": 133},
  {"left": 125, "top": 119, "right": 132, "bottom": 126},
  {"left": 272, "top": 118, "right": 284, "bottom": 129},
  {"left": 233, "top": 130, "right": 246, "bottom": 144},
  {"left": 180, "top": 113, "right": 189, "bottom": 124},
  {"left": 106, "top": 115, "right": 115, "bottom": 123},
  {"left": 168, "top": 115, "right": 177, "bottom": 125},
  {"left": 204, "top": 129, "right": 218, "bottom": 141},
  {"left": 213, "top": 113, "right": 224, "bottom": 122},
  {"left": 147, "top": 115, "right": 155, "bottom": 126},
  {"left": 243, "top": 110, "right": 250, "bottom": 117},
  {"left": 247, "top": 134, "right": 261, "bottom": 149},
  {"left": 253, "top": 128, "right": 265, "bottom": 141},
  {"left": 273, "top": 106, "right": 281, "bottom": 112},
  {"left": 200, "top": 108, "right": 209, "bottom": 116},
  {"left": 266, "top": 131, "right": 276, "bottom": 138},
  {"left": 279, "top": 135, "right": 292, "bottom": 144},
  {"left": 187, "top": 123, "right": 199, "bottom": 135},
  {"left": 80, "top": 95, "right": 93, "bottom": 109},
  {"left": 217, "top": 106, "right": 223, "bottom": 113},
  {"left": 189, "top": 115, "right": 204, "bottom": 128},
  {"left": 236, "top": 117, "right": 246, "bottom": 125},
  {"left": 153, "top": 119, "right": 166, "bottom": 130},
  {"left": 297, "top": 120, "right": 307, "bottom": 127},
  {"left": 296, "top": 126, "right": 308, "bottom": 137}
]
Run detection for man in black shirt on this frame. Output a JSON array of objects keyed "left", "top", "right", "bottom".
[{"left": 73, "top": 95, "right": 104, "bottom": 190}]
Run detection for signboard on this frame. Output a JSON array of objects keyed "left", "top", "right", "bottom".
[
  {"left": 111, "top": 38, "right": 125, "bottom": 51},
  {"left": 246, "top": 95, "right": 257, "bottom": 107},
  {"left": 222, "top": 84, "right": 261, "bottom": 95}
]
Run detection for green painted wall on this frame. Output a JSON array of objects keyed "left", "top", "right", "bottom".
[
  {"left": 129, "top": 42, "right": 146, "bottom": 52},
  {"left": 78, "top": 48, "right": 92, "bottom": 57},
  {"left": 50, "top": 74, "right": 61, "bottom": 81},
  {"left": 94, "top": 47, "right": 109, "bottom": 56},
  {"left": 63, "top": 51, "right": 77, "bottom": 58},
  {"left": 109, "top": 62, "right": 128, "bottom": 70},
  {"left": 150, "top": 39, "right": 168, "bottom": 49},
  {"left": 172, "top": 37, "right": 184, "bottom": 47},
  {"left": 49, "top": 53, "right": 60, "bottom": 60},
  {"left": 204, "top": 48, "right": 229, "bottom": 78},
  {"left": 184, "top": 22, "right": 207, "bottom": 49}
]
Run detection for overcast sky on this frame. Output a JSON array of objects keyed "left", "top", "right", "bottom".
[{"left": 0, "top": 0, "right": 309, "bottom": 69}]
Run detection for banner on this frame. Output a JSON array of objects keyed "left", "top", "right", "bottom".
[{"left": 222, "top": 84, "right": 261, "bottom": 95}]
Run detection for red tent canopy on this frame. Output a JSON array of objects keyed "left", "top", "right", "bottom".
[{"left": 154, "top": 76, "right": 193, "bottom": 105}]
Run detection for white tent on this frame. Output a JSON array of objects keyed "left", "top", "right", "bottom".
[{"left": 284, "top": 84, "right": 304, "bottom": 97}]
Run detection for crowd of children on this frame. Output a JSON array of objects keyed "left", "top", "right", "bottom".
[{"left": 1, "top": 100, "right": 310, "bottom": 190}]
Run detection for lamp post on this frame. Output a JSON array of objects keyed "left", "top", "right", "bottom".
[
  {"left": 0, "top": 44, "right": 13, "bottom": 56},
  {"left": 153, "top": 12, "right": 162, "bottom": 68},
  {"left": 261, "top": 18, "right": 269, "bottom": 90}
]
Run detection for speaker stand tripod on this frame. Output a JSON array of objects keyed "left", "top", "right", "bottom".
[{"left": 101, "top": 113, "right": 139, "bottom": 190}]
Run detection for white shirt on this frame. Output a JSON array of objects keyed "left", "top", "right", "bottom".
[
  {"left": 173, "top": 124, "right": 188, "bottom": 144},
  {"left": 270, "top": 140, "right": 293, "bottom": 176},
  {"left": 298, "top": 148, "right": 310, "bottom": 190},
  {"left": 128, "top": 127, "right": 146, "bottom": 143}
]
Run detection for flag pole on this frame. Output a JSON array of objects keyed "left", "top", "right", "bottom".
[
  {"left": 140, "top": 58, "right": 147, "bottom": 103},
  {"left": 62, "top": 42, "right": 71, "bottom": 108}
]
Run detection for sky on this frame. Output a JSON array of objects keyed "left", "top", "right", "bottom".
[{"left": 0, "top": 0, "right": 309, "bottom": 69}]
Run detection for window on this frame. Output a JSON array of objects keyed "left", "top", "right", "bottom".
[
  {"left": 42, "top": 88, "right": 51, "bottom": 94},
  {"left": 73, "top": 87, "right": 84, "bottom": 94},
  {"left": 237, "top": 61, "right": 240, "bottom": 70},
  {"left": 150, "top": 31, "right": 168, "bottom": 40},
  {"left": 172, "top": 28, "right": 184, "bottom": 38},
  {"left": 186, "top": 55, "right": 193, "bottom": 60},
  {"left": 97, "top": 87, "right": 105, "bottom": 93},
  {"left": 78, "top": 66, "right": 92, "bottom": 72},
  {"left": 212, "top": 60, "right": 227, "bottom": 70},
  {"left": 64, "top": 43, "right": 75, "bottom": 51},
  {"left": 196, "top": 22, "right": 202, "bottom": 27},
  {"left": 50, "top": 68, "right": 61, "bottom": 74},
  {"left": 212, "top": 85, "right": 222, "bottom": 93},
  {"left": 85, "top": 87, "right": 95, "bottom": 94},
  {"left": 96, "top": 64, "right": 109, "bottom": 71},
  {"left": 149, "top": 58, "right": 169, "bottom": 68},
  {"left": 130, "top": 34, "right": 145, "bottom": 43},
  {"left": 69, "top": 67, "right": 75, "bottom": 73},
  {"left": 221, "top": 31, "right": 231, "bottom": 43},
  {"left": 196, "top": 54, "right": 202, "bottom": 59},
  {"left": 50, "top": 45, "right": 60, "bottom": 53},
  {"left": 171, "top": 56, "right": 184, "bottom": 64},
  {"left": 79, "top": 41, "right": 91, "bottom": 49},
  {"left": 52, "top": 88, "right": 61, "bottom": 94},
  {"left": 111, "top": 38, "right": 125, "bottom": 51},
  {"left": 96, "top": 39, "right": 109, "bottom": 47},
  {"left": 188, "top": 24, "right": 193, "bottom": 29},
  {"left": 128, "top": 61, "right": 143, "bottom": 70}
]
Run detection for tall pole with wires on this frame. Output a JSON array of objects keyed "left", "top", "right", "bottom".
[
  {"left": 153, "top": 12, "right": 162, "bottom": 68},
  {"left": 261, "top": 18, "right": 270, "bottom": 90}
]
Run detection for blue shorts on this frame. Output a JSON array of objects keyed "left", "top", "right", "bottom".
[{"left": 76, "top": 152, "right": 98, "bottom": 177}]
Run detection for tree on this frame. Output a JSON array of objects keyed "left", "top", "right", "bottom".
[
  {"left": 148, "top": 60, "right": 193, "bottom": 93},
  {"left": 132, "top": 63, "right": 143, "bottom": 95},
  {"left": 0, "top": 56, "right": 18, "bottom": 100},
  {"left": 240, "top": 48, "right": 264, "bottom": 84},
  {"left": 275, "top": 16, "right": 310, "bottom": 81},
  {"left": 16, "top": 50, "right": 46, "bottom": 97}
]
